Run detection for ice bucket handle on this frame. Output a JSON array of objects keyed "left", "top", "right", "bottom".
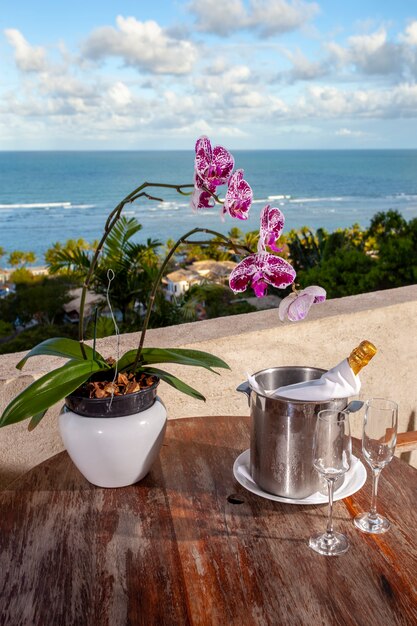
[{"left": 236, "top": 381, "right": 251, "bottom": 406}]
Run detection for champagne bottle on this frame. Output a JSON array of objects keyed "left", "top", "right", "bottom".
[
  {"left": 347, "top": 340, "right": 377, "bottom": 375},
  {"left": 269, "top": 339, "right": 378, "bottom": 400}
]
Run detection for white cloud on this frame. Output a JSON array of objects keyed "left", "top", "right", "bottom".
[
  {"left": 3, "top": 14, "right": 417, "bottom": 149},
  {"left": 171, "top": 121, "right": 248, "bottom": 138},
  {"left": 326, "top": 25, "right": 417, "bottom": 81},
  {"left": 249, "top": 0, "right": 319, "bottom": 37},
  {"left": 280, "top": 48, "right": 328, "bottom": 82},
  {"left": 38, "top": 74, "right": 98, "bottom": 100},
  {"left": 187, "top": 0, "right": 247, "bottom": 37},
  {"left": 4, "top": 29, "right": 47, "bottom": 72},
  {"left": 400, "top": 21, "right": 417, "bottom": 47},
  {"left": 335, "top": 128, "right": 365, "bottom": 137},
  {"left": 82, "top": 16, "right": 198, "bottom": 75},
  {"left": 188, "top": 0, "right": 319, "bottom": 37},
  {"left": 107, "top": 82, "right": 133, "bottom": 108},
  {"left": 194, "top": 64, "right": 257, "bottom": 115},
  {"left": 346, "top": 29, "right": 402, "bottom": 75},
  {"left": 279, "top": 26, "right": 415, "bottom": 84},
  {"left": 296, "top": 83, "right": 417, "bottom": 119}
]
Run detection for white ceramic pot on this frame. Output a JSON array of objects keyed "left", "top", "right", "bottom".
[{"left": 59, "top": 397, "right": 167, "bottom": 488}]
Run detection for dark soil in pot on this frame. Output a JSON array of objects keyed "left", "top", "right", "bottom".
[{"left": 65, "top": 371, "right": 160, "bottom": 418}]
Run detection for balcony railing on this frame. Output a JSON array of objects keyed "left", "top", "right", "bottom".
[{"left": 0, "top": 284, "right": 416, "bottom": 488}]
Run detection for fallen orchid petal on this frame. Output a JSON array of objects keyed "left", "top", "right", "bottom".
[
  {"left": 259, "top": 205, "right": 285, "bottom": 252},
  {"left": 195, "top": 136, "right": 234, "bottom": 186},
  {"left": 287, "top": 292, "right": 316, "bottom": 321},
  {"left": 279, "top": 285, "right": 327, "bottom": 321},
  {"left": 278, "top": 292, "right": 298, "bottom": 321},
  {"left": 223, "top": 169, "right": 253, "bottom": 220},
  {"left": 229, "top": 252, "right": 296, "bottom": 297}
]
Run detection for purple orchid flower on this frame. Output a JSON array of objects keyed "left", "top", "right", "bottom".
[
  {"left": 259, "top": 205, "right": 285, "bottom": 252},
  {"left": 190, "top": 173, "right": 217, "bottom": 212},
  {"left": 222, "top": 169, "right": 253, "bottom": 220},
  {"left": 195, "top": 136, "right": 235, "bottom": 186},
  {"left": 229, "top": 252, "right": 296, "bottom": 298},
  {"left": 278, "top": 285, "right": 327, "bottom": 322}
]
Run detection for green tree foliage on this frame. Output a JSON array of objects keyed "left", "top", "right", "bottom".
[
  {"left": 285, "top": 227, "right": 327, "bottom": 270},
  {"left": 11, "top": 276, "right": 73, "bottom": 326},
  {"left": 295, "top": 211, "right": 417, "bottom": 298},
  {"left": 45, "top": 238, "right": 93, "bottom": 275},
  {"left": 1, "top": 209, "right": 415, "bottom": 357},
  {"left": 0, "top": 320, "right": 13, "bottom": 338},
  {"left": 366, "top": 215, "right": 417, "bottom": 288},
  {"left": 0, "top": 275, "right": 76, "bottom": 353},
  {"left": 7, "top": 250, "right": 36, "bottom": 267},
  {"left": 47, "top": 217, "right": 161, "bottom": 326},
  {"left": 93, "top": 217, "right": 161, "bottom": 325},
  {"left": 241, "top": 230, "right": 260, "bottom": 252},
  {"left": 9, "top": 268, "right": 38, "bottom": 285},
  {"left": 0, "top": 324, "right": 78, "bottom": 355},
  {"left": 86, "top": 315, "right": 118, "bottom": 340},
  {"left": 182, "top": 282, "right": 257, "bottom": 321},
  {"left": 298, "top": 246, "right": 375, "bottom": 297}
]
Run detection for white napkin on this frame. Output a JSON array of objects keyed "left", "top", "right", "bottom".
[{"left": 248, "top": 358, "right": 361, "bottom": 401}]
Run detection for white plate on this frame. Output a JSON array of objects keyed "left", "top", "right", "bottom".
[{"left": 233, "top": 449, "right": 366, "bottom": 505}]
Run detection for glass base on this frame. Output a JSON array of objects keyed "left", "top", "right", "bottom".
[
  {"left": 354, "top": 512, "right": 391, "bottom": 534},
  {"left": 308, "top": 531, "right": 349, "bottom": 556}
]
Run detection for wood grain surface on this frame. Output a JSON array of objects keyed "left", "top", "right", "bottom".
[{"left": 0, "top": 415, "right": 416, "bottom": 626}]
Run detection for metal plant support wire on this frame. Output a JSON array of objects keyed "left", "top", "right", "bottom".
[{"left": 105, "top": 269, "right": 120, "bottom": 408}]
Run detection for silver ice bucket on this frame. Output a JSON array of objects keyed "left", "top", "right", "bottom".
[{"left": 237, "top": 366, "right": 350, "bottom": 499}]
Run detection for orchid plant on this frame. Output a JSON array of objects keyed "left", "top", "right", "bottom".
[{"left": 0, "top": 136, "right": 325, "bottom": 431}]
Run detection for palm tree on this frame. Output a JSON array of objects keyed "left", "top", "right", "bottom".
[
  {"left": 8, "top": 250, "right": 37, "bottom": 267},
  {"left": 95, "top": 217, "right": 161, "bottom": 325},
  {"left": 47, "top": 217, "right": 161, "bottom": 326}
]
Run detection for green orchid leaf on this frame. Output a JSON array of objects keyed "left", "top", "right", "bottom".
[
  {"left": 16, "top": 337, "right": 106, "bottom": 370},
  {"left": 0, "top": 359, "right": 106, "bottom": 428},
  {"left": 142, "top": 366, "right": 206, "bottom": 402},
  {"left": 28, "top": 410, "right": 47, "bottom": 432},
  {"left": 117, "top": 347, "right": 230, "bottom": 374}
]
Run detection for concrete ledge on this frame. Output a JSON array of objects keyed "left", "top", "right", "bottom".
[{"left": 1, "top": 284, "right": 416, "bottom": 488}]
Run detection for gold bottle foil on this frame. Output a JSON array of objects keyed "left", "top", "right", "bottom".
[{"left": 348, "top": 340, "right": 377, "bottom": 375}]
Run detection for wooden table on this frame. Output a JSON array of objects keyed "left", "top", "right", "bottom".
[{"left": 0, "top": 416, "right": 416, "bottom": 626}]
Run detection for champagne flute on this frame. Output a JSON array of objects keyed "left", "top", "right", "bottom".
[
  {"left": 309, "top": 409, "right": 352, "bottom": 556},
  {"left": 354, "top": 398, "right": 398, "bottom": 534}
]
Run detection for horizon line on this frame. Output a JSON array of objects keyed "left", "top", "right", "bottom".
[{"left": 1, "top": 147, "right": 417, "bottom": 153}]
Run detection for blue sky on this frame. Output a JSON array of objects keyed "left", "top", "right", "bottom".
[{"left": 1, "top": 1, "right": 417, "bottom": 149}]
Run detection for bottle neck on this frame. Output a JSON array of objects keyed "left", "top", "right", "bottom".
[{"left": 347, "top": 340, "right": 377, "bottom": 375}]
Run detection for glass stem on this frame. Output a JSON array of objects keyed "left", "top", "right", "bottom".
[
  {"left": 326, "top": 478, "right": 336, "bottom": 536},
  {"left": 370, "top": 468, "right": 382, "bottom": 519}
]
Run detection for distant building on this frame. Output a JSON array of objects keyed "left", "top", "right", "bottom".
[
  {"left": 63, "top": 288, "right": 106, "bottom": 323},
  {"left": 188, "top": 260, "right": 237, "bottom": 282},
  {"left": 0, "top": 266, "right": 49, "bottom": 283},
  {"left": 163, "top": 268, "right": 200, "bottom": 302},
  {"left": 163, "top": 260, "right": 237, "bottom": 302},
  {"left": 29, "top": 266, "right": 49, "bottom": 278}
]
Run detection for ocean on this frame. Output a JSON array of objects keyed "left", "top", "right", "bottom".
[{"left": 1, "top": 150, "right": 417, "bottom": 262}]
